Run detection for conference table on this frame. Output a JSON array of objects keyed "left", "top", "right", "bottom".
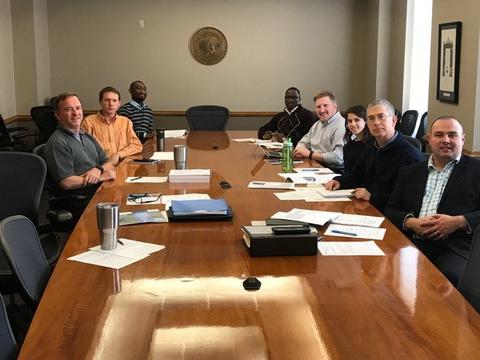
[{"left": 19, "top": 131, "right": 480, "bottom": 359}]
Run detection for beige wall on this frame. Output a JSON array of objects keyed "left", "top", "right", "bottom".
[
  {"left": 0, "top": 0, "right": 16, "bottom": 118},
  {"left": 429, "top": 0, "right": 480, "bottom": 152},
  {"left": 3, "top": 0, "right": 408, "bottom": 124}
]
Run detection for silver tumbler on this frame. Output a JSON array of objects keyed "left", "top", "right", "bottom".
[
  {"left": 96, "top": 202, "right": 119, "bottom": 250},
  {"left": 173, "top": 144, "right": 187, "bottom": 169},
  {"left": 156, "top": 128, "right": 165, "bottom": 152}
]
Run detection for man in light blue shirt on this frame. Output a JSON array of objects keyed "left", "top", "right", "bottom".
[{"left": 293, "top": 90, "right": 345, "bottom": 171}]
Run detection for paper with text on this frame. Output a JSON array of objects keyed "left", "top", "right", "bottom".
[
  {"left": 318, "top": 241, "right": 385, "bottom": 256},
  {"left": 325, "top": 224, "right": 386, "bottom": 240}
]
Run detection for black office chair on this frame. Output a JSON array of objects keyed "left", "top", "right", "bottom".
[
  {"left": 0, "top": 152, "right": 61, "bottom": 295},
  {"left": 458, "top": 227, "right": 480, "bottom": 313},
  {"left": 186, "top": 105, "right": 230, "bottom": 130},
  {"left": 0, "top": 114, "right": 38, "bottom": 152},
  {"left": 0, "top": 216, "right": 51, "bottom": 307},
  {"left": 0, "top": 293, "right": 17, "bottom": 360},
  {"left": 402, "top": 135, "right": 422, "bottom": 151},
  {"left": 30, "top": 106, "right": 58, "bottom": 144},
  {"left": 416, "top": 112, "right": 428, "bottom": 152},
  {"left": 397, "top": 110, "right": 419, "bottom": 137}
]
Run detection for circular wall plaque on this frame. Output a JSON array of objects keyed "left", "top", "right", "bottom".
[{"left": 190, "top": 27, "right": 227, "bottom": 65}]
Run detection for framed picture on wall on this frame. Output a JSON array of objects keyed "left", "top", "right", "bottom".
[{"left": 437, "top": 21, "right": 462, "bottom": 104}]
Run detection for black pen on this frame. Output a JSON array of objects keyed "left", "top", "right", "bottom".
[
  {"left": 117, "top": 239, "right": 125, "bottom": 246},
  {"left": 331, "top": 229, "right": 357, "bottom": 236},
  {"left": 130, "top": 176, "right": 142, "bottom": 182}
]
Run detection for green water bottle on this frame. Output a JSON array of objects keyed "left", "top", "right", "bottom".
[{"left": 281, "top": 138, "right": 293, "bottom": 173}]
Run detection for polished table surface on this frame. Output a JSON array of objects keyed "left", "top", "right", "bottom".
[{"left": 19, "top": 131, "right": 480, "bottom": 359}]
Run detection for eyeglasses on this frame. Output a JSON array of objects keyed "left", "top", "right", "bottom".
[
  {"left": 127, "top": 193, "right": 162, "bottom": 204},
  {"left": 366, "top": 113, "right": 392, "bottom": 122}
]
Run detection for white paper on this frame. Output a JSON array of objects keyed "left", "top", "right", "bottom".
[
  {"left": 68, "top": 251, "right": 147, "bottom": 269},
  {"left": 248, "top": 181, "right": 295, "bottom": 189},
  {"left": 293, "top": 167, "right": 334, "bottom": 174},
  {"left": 251, "top": 220, "right": 266, "bottom": 226},
  {"left": 325, "top": 224, "right": 386, "bottom": 240},
  {"left": 126, "top": 193, "right": 162, "bottom": 205},
  {"left": 89, "top": 238, "right": 165, "bottom": 259},
  {"left": 271, "top": 208, "right": 341, "bottom": 226},
  {"left": 260, "top": 142, "right": 283, "bottom": 149},
  {"left": 278, "top": 172, "right": 338, "bottom": 184},
  {"left": 317, "top": 188, "right": 355, "bottom": 198},
  {"left": 274, "top": 188, "right": 351, "bottom": 202},
  {"left": 318, "top": 241, "right": 385, "bottom": 256},
  {"left": 150, "top": 152, "right": 174, "bottom": 161},
  {"left": 164, "top": 129, "right": 186, "bottom": 138},
  {"left": 169, "top": 169, "right": 211, "bottom": 176},
  {"left": 333, "top": 214, "right": 385, "bottom": 228},
  {"left": 232, "top": 138, "right": 257, "bottom": 142},
  {"left": 125, "top": 176, "right": 168, "bottom": 183}
]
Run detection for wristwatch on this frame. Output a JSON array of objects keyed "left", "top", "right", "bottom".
[
  {"left": 95, "top": 165, "right": 104, "bottom": 174},
  {"left": 308, "top": 150, "right": 314, "bottom": 160}
]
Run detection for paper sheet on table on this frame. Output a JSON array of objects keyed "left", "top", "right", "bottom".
[
  {"left": 278, "top": 172, "right": 338, "bottom": 184},
  {"left": 271, "top": 208, "right": 341, "bottom": 226},
  {"left": 232, "top": 138, "right": 257, "bottom": 142},
  {"left": 248, "top": 181, "right": 295, "bottom": 190},
  {"left": 125, "top": 176, "right": 168, "bottom": 183},
  {"left": 274, "top": 188, "right": 351, "bottom": 202},
  {"left": 318, "top": 241, "right": 385, "bottom": 256},
  {"left": 161, "top": 193, "right": 210, "bottom": 209},
  {"left": 126, "top": 194, "right": 162, "bottom": 205},
  {"left": 68, "top": 251, "right": 147, "bottom": 269},
  {"left": 164, "top": 129, "right": 186, "bottom": 138},
  {"left": 325, "top": 224, "right": 386, "bottom": 240},
  {"left": 251, "top": 220, "right": 267, "bottom": 226},
  {"left": 150, "top": 152, "right": 174, "bottom": 161},
  {"left": 293, "top": 167, "right": 334, "bottom": 174},
  {"left": 89, "top": 239, "right": 165, "bottom": 259},
  {"left": 317, "top": 188, "right": 355, "bottom": 198},
  {"left": 333, "top": 214, "right": 385, "bottom": 228}
]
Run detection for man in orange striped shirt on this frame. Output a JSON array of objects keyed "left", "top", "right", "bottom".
[{"left": 83, "top": 86, "right": 142, "bottom": 165}]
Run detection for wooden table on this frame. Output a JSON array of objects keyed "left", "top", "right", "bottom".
[{"left": 19, "top": 131, "right": 480, "bottom": 359}]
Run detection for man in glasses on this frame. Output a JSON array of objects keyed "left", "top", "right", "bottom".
[
  {"left": 118, "top": 80, "right": 155, "bottom": 143},
  {"left": 258, "top": 87, "right": 315, "bottom": 146},
  {"left": 386, "top": 116, "right": 480, "bottom": 285},
  {"left": 293, "top": 90, "right": 345, "bottom": 172},
  {"left": 325, "top": 98, "right": 423, "bottom": 211},
  {"left": 44, "top": 92, "right": 116, "bottom": 223}
]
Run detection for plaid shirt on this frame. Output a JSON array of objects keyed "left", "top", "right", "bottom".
[{"left": 418, "top": 155, "right": 460, "bottom": 217}]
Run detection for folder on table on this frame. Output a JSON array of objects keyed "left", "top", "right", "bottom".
[{"left": 167, "top": 198, "right": 233, "bottom": 222}]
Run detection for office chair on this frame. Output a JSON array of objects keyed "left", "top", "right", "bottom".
[
  {"left": 397, "top": 110, "right": 419, "bottom": 137},
  {"left": 416, "top": 112, "right": 428, "bottom": 152},
  {"left": 0, "top": 293, "right": 17, "bottom": 360},
  {"left": 186, "top": 105, "right": 230, "bottom": 130},
  {"left": 458, "top": 227, "right": 480, "bottom": 313},
  {"left": 0, "top": 152, "right": 61, "bottom": 295},
  {"left": 30, "top": 106, "right": 58, "bottom": 144},
  {"left": 0, "top": 216, "right": 51, "bottom": 307},
  {"left": 0, "top": 114, "right": 38, "bottom": 152},
  {"left": 402, "top": 135, "right": 422, "bottom": 151}
]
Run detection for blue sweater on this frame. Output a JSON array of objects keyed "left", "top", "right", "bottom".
[{"left": 334, "top": 133, "right": 424, "bottom": 212}]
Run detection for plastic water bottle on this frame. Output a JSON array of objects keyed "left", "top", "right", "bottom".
[{"left": 281, "top": 138, "right": 293, "bottom": 173}]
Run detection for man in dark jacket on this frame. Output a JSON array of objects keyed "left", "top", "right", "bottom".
[
  {"left": 258, "top": 87, "right": 315, "bottom": 146},
  {"left": 325, "top": 99, "right": 423, "bottom": 211},
  {"left": 385, "top": 116, "right": 480, "bottom": 285}
]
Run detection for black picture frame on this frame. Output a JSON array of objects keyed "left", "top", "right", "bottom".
[{"left": 437, "top": 21, "right": 462, "bottom": 104}]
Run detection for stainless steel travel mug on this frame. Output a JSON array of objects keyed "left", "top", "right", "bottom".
[
  {"left": 173, "top": 144, "right": 187, "bottom": 169},
  {"left": 156, "top": 128, "right": 165, "bottom": 152},
  {"left": 96, "top": 202, "right": 119, "bottom": 250}
]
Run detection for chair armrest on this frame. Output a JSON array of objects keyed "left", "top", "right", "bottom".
[{"left": 7, "top": 126, "right": 29, "bottom": 133}]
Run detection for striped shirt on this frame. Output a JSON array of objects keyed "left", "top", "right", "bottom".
[
  {"left": 82, "top": 113, "right": 143, "bottom": 159},
  {"left": 418, "top": 155, "right": 460, "bottom": 217},
  {"left": 117, "top": 100, "right": 154, "bottom": 136}
]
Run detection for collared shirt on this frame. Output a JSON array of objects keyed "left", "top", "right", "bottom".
[
  {"left": 374, "top": 131, "right": 398, "bottom": 149},
  {"left": 82, "top": 113, "right": 143, "bottom": 159},
  {"left": 297, "top": 111, "right": 345, "bottom": 167},
  {"left": 284, "top": 106, "right": 299, "bottom": 116},
  {"left": 129, "top": 99, "right": 145, "bottom": 110},
  {"left": 117, "top": 101, "right": 154, "bottom": 135},
  {"left": 418, "top": 155, "right": 461, "bottom": 217}
]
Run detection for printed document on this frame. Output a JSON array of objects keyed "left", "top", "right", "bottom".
[
  {"left": 318, "top": 241, "right": 385, "bottom": 256},
  {"left": 125, "top": 176, "right": 168, "bottom": 183},
  {"left": 271, "top": 208, "right": 341, "bottom": 226},
  {"left": 333, "top": 214, "right": 385, "bottom": 228},
  {"left": 325, "top": 224, "right": 386, "bottom": 240}
]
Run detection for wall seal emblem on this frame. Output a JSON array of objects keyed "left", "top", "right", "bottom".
[{"left": 190, "top": 27, "right": 227, "bottom": 65}]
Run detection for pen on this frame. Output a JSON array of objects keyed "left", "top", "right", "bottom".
[
  {"left": 130, "top": 176, "right": 142, "bottom": 182},
  {"left": 331, "top": 229, "right": 357, "bottom": 236},
  {"left": 118, "top": 239, "right": 125, "bottom": 246}
]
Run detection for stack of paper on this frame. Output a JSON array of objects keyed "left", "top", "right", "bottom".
[
  {"left": 168, "top": 169, "right": 211, "bottom": 183},
  {"left": 278, "top": 172, "right": 338, "bottom": 184},
  {"left": 171, "top": 199, "right": 228, "bottom": 216},
  {"left": 317, "top": 188, "right": 355, "bottom": 198},
  {"left": 271, "top": 208, "right": 341, "bottom": 226},
  {"left": 248, "top": 181, "right": 295, "bottom": 190},
  {"left": 68, "top": 239, "right": 165, "bottom": 269},
  {"left": 293, "top": 167, "right": 334, "bottom": 174}
]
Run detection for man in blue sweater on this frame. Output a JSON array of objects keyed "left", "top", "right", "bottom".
[{"left": 325, "top": 99, "right": 424, "bottom": 211}]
